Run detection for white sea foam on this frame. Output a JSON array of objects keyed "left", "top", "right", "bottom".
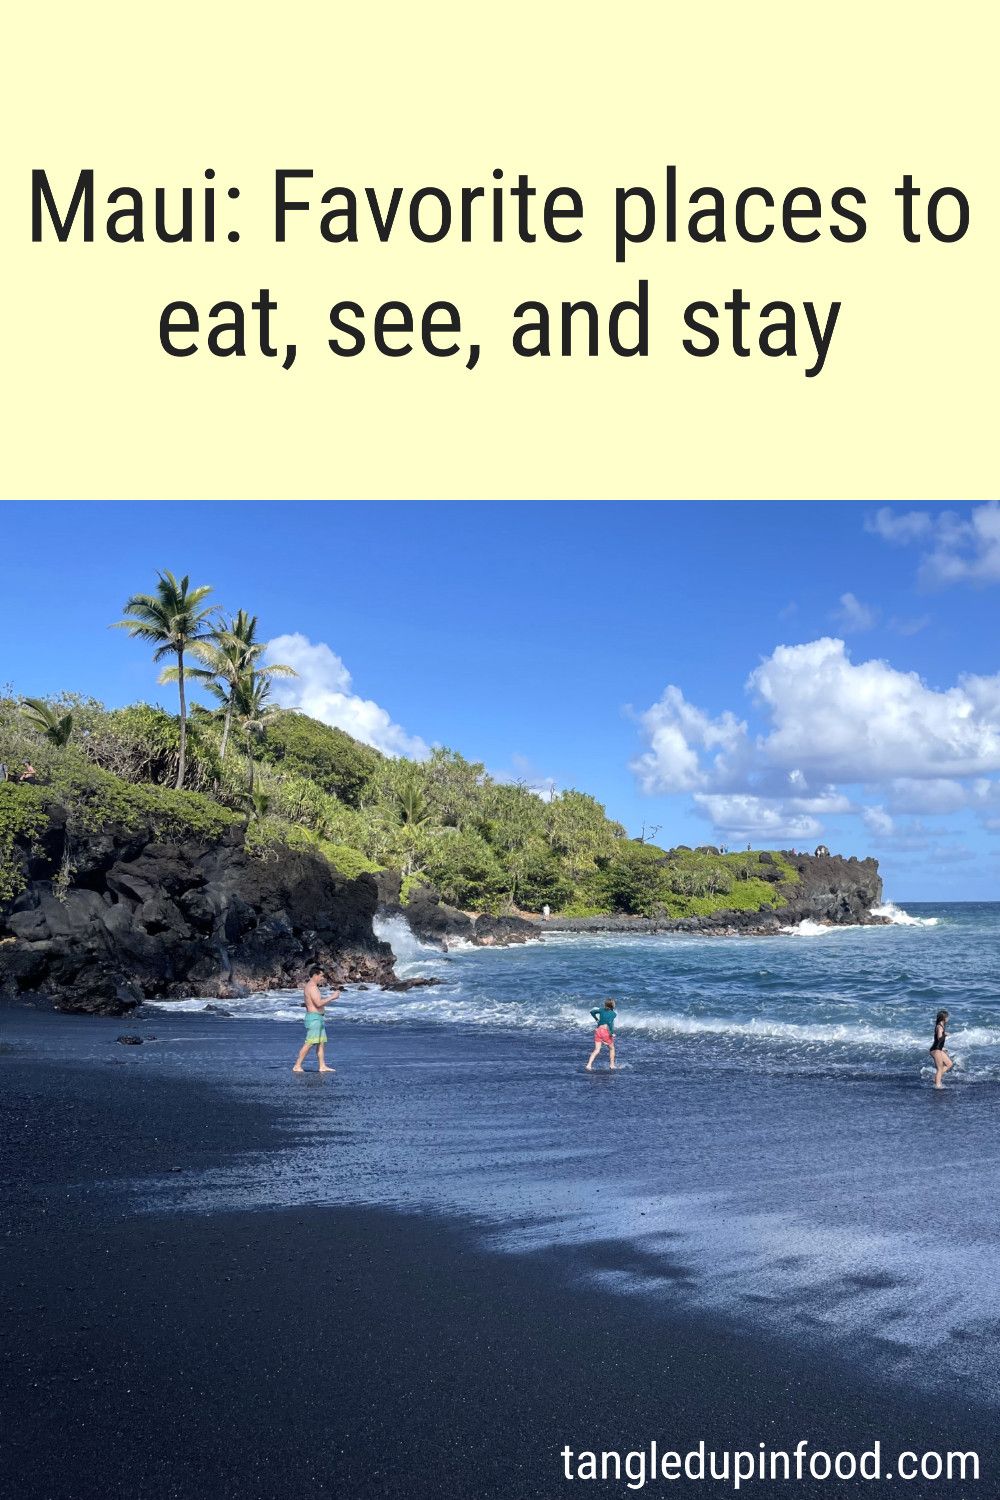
[
  {"left": 871, "top": 901, "right": 940, "bottom": 927},
  {"left": 781, "top": 903, "right": 939, "bottom": 935},
  {"left": 780, "top": 919, "right": 856, "bottom": 937},
  {"left": 373, "top": 914, "right": 446, "bottom": 971},
  {"left": 144, "top": 988, "right": 999, "bottom": 1063}
]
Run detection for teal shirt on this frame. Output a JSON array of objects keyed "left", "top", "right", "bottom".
[{"left": 591, "top": 1005, "right": 617, "bottom": 1034}]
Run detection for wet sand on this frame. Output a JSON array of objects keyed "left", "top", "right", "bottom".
[{"left": 1, "top": 1014, "right": 994, "bottom": 1499}]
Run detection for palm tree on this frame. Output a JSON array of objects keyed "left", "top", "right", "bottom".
[
  {"left": 112, "top": 571, "right": 214, "bottom": 789},
  {"left": 163, "top": 611, "right": 296, "bottom": 762},
  {"left": 396, "top": 771, "right": 431, "bottom": 828},
  {"left": 231, "top": 670, "right": 280, "bottom": 794},
  {"left": 247, "top": 788, "right": 272, "bottom": 821},
  {"left": 21, "top": 698, "right": 74, "bottom": 748}
]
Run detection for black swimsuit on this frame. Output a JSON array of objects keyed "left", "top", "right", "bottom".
[{"left": 930, "top": 1025, "right": 947, "bottom": 1055}]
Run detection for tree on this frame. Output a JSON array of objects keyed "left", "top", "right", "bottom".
[
  {"left": 112, "top": 572, "right": 214, "bottom": 789},
  {"left": 603, "top": 842, "right": 668, "bottom": 916},
  {"left": 544, "top": 789, "right": 622, "bottom": 882},
  {"left": 256, "top": 711, "right": 383, "bottom": 806},
  {"left": 20, "top": 698, "right": 73, "bottom": 748},
  {"left": 231, "top": 670, "right": 280, "bottom": 794},
  {"left": 423, "top": 747, "right": 485, "bottom": 829},
  {"left": 163, "top": 610, "right": 296, "bottom": 762},
  {"left": 422, "top": 828, "right": 505, "bottom": 909},
  {"left": 396, "top": 768, "right": 431, "bottom": 828},
  {"left": 475, "top": 782, "right": 546, "bottom": 906}
]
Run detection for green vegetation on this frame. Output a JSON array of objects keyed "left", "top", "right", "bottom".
[
  {"left": 21, "top": 698, "right": 74, "bottom": 748},
  {"left": 0, "top": 782, "right": 48, "bottom": 904},
  {"left": 0, "top": 566, "right": 805, "bottom": 921},
  {"left": 593, "top": 844, "right": 800, "bottom": 919},
  {"left": 1, "top": 686, "right": 801, "bottom": 919},
  {"left": 255, "top": 713, "right": 381, "bottom": 805},
  {"left": 166, "top": 608, "right": 297, "bottom": 765}
]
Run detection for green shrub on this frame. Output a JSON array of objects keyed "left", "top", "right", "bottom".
[
  {"left": 0, "top": 783, "right": 49, "bottom": 904},
  {"left": 421, "top": 827, "right": 506, "bottom": 910},
  {"left": 82, "top": 702, "right": 224, "bottom": 792},
  {"left": 257, "top": 711, "right": 383, "bottom": 805},
  {"left": 244, "top": 816, "right": 380, "bottom": 880},
  {"left": 318, "top": 841, "right": 380, "bottom": 879},
  {"left": 401, "top": 873, "right": 429, "bottom": 903}
]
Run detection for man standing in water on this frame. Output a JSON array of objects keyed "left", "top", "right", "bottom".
[{"left": 292, "top": 966, "right": 341, "bottom": 1074}]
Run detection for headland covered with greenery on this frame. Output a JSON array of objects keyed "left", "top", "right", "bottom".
[{"left": 0, "top": 571, "right": 800, "bottom": 920}]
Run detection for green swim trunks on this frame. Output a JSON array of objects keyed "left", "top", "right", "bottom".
[{"left": 303, "top": 1012, "right": 327, "bottom": 1046}]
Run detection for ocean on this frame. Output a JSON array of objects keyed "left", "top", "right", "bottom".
[{"left": 139, "top": 902, "right": 1000, "bottom": 1406}]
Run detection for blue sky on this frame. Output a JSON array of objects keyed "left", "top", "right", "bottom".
[{"left": 2, "top": 500, "right": 999, "bottom": 902}]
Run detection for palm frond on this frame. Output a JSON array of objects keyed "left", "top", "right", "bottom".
[{"left": 158, "top": 664, "right": 216, "bottom": 685}]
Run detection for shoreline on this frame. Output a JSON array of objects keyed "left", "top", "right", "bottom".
[
  {"left": 2, "top": 1021, "right": 994, "bottom": 1499},
  {"left": 533, "top": 910, "right": 891, "bottom": 936},
  {"left": 388, "top": 904, "right": 895, "bottom": 957}
]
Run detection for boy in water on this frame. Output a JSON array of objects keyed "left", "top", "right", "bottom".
[
  {"left": 586, "top": 997, "right": 617, "bottom": 1070},
  {"left": 292, "top": 966, "right": 341, "bottom": 1074}
]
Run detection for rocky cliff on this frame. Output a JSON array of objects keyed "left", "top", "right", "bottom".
[
  {"left": 0, "top": 799, "right": 395, "bottom": 1016},
  {"left": 546, "top": 850, "right": 884, "bottom": 936}
]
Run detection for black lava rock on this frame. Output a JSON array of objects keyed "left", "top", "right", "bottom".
[{"left": 0, "top": 800, "right": 397, "bottom": 1017}]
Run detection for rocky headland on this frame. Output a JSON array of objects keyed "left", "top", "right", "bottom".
[
  {"left": 1, "top": 790, "right": 885, "bottom": 1018},
  {"left": 0, "top": 798, "right": 396, "bottom": 1016},
  {"left": 385, "top": 851, "right": 885, "bottom": 946}
]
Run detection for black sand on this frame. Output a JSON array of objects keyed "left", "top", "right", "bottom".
[{"left": 1, "top": 1023, "right": 993, "bottom": 1500}]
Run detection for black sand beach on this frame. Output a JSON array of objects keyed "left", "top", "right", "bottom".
[{"left": 1, "top": 1012, "right": 994, "bottom": 1500}]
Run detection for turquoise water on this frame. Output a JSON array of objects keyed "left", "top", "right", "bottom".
[{"left": 140, "top": 903, "right": 1000, "bottom": 1404}]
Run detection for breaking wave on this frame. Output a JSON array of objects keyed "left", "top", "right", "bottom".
[{"left": 871, "top": 902, "right": 940, "bottom": 927}]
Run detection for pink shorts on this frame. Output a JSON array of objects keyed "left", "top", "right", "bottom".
[{"left": 594, "top": 1025, "right": 614, "bottom": 1045}]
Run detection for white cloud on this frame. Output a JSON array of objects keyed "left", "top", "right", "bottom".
[
  {"left": 694, "top": 790, "right": 851, "bottom": 841},
  {"left": 883, "top": 778, "right": 969, "bottom": 815},
  {"left": 868, "top": 502, "right": 1000, "bottom": 587},
  {"left": 863, "top": 806, "right": 895, "bottom": 837},
  {"left": 750, "top": 638, "right": 1000, "bottom": 781},
  {"left": 266, "top": 633, "right": 429, "bottom": 759},
  {"left": 888, "top": 614, "right": 931, "bottom": 637},
  {"left": 925, "top": 844, "right": 975, "bottom": 864},
  {"left": 865, "top": 508, "right": 933, "bottom": 544},
  {"left": 921, "top": 504, "right": 1000, "bottom": 586},
  {"left": 632, "top": 636, "right": 1000, "bottom": 843},
  {"left": 629, "top": 686, "right": 749, "bottom": 795},
  {"left": 832, "top": 592, "right": 878, "bottom": 632}
]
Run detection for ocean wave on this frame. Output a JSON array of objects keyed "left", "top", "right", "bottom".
[
  {"left": 145, "top": 989, "right": 1000, "bottom": 1058},
  {"left": 871, "top": 902, "right": 940, "bottom": 927},
  {"left": 373, "top": 914, "right": 446, "bottom": 971},
  {"left": 780, "top": 904, "right": 940, "bottom": 936},
  {"left": 780, "top": 919, "right": 862, "bottom": 938}
]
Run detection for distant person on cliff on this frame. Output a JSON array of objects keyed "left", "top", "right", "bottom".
[
  {"left": 292, "top": 967, "right": 341, "bottom": 1074},
  {"left": 586, "top": 998, "right": 617, "bottom": 1071},
  {"left": 928, "top": 1009, "right": 953, "bottom": 1089}
]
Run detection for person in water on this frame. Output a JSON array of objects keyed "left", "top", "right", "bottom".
[
  {"left": 292, "top": 966, "right": 341, "bottom": 1074},
  {"left": 586, "top": 997, "right": 617, "bottom": 1070},
  {"left": 929, "top": 1009, "right": 953, "bottom": 1089}
]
